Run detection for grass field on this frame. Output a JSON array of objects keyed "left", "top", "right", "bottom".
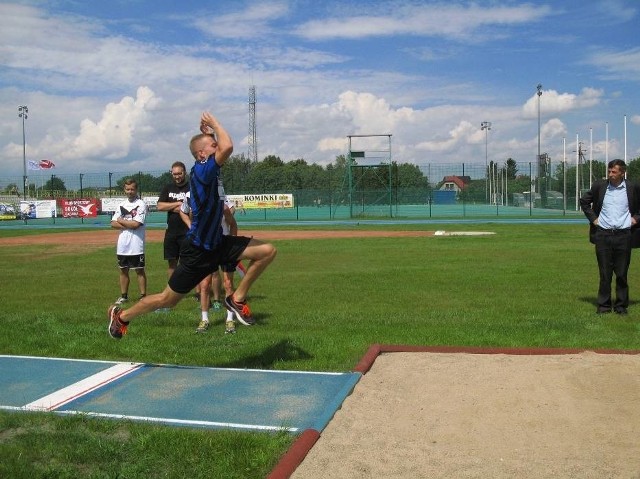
[{"left": 1, "top": 222, "right": 639, "bottom": 478}]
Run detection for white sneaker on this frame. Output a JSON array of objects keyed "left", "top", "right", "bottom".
[
  {"left": 225, "top": 320, "right": 236, "bottom": 334},
  {"left": 196, "top": 320, "right": 209, "bottom": 333},
  {"left": 115, "top": 296, "right": 128, "bottom": 305}
]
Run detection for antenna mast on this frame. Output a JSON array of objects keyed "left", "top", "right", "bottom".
[{"left": 248, "top": 85, "right": 258, "bottom": 162}]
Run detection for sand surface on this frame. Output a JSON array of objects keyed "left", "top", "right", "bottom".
[{"left": 292, "top": 351, "right": 640, "bottom": 479}]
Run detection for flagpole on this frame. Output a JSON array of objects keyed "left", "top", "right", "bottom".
[{"left": 18, "top": 105, "right": 28, "bottom": 200}]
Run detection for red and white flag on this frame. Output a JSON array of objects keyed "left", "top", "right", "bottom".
[
  {"left": 39, "top": 159, "right": 56, "bottom": 169},
  {"left": 28, "top": 159, "right": 56, "bottom": 170}
]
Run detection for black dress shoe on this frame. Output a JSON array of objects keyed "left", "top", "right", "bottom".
[
  {"left": 614, "top": 307, "right": 628, "bottom": 315},
  {"left": 596, "top": 308, "right": 612, "bottom": 314}
]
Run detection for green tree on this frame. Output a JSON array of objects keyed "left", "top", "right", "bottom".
[
  {"left": 626, "top": 156, "right": 640, "bottom": 180},
  {"left": 2, "top": 183, "right": 20, "bottom": 195},
  {"left": 222, "top": 154, "right": 253, "bottom": 192},
  {"left": 44, "top": 176, "right": 66, "bottom": 193},
  {"left": 505, "top": 158, "right": 518, "bottom": 180},
  {"left": 394, "top": 162, "right": 429, "bottom": 188}
]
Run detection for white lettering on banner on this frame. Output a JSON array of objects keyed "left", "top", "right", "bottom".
[{"left": 60, "top": 199, "right": 97, "bottom": 217}]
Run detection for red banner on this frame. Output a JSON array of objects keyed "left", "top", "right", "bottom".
[{"left": 60, "top": 198, "right": 98, "bottom": 218}]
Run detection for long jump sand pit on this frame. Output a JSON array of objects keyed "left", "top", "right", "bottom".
[{"left": 291, "top": 347, "right": 640, "bottom": 479}]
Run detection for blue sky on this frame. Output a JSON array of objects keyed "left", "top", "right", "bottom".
[{"left": 1, "top": 0, "right": 639, "bottom": 178}]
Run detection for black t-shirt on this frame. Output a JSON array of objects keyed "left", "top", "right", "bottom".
[{"left": 158, "top": 181, "right": 190, "bottom": 235}]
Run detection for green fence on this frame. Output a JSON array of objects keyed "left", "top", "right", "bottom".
[{"left": 0, "top": 159, "right": 597, "bottom": 224}]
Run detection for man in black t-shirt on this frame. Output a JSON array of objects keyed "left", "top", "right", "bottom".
[{"left": 157, "top": 161, "right": 190, "bottom": 278}]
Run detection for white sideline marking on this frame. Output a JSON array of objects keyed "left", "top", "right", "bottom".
[
  {"left": 56, "top": 410, "right": 299, "bottom": 432},
  {"left": 23, "top": 362, "right": 143, "bottom": 412},
  {"left": 434, "top": 230, "right": 495, "bottom": 236}
]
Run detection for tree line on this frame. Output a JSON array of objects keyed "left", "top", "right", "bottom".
[{"left": 3, "top": 153, "right": 640, "bottom": 205}]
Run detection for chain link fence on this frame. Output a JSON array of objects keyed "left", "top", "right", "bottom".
[{"left": 0, "top": 159, "right": 601, "bottom": 225}]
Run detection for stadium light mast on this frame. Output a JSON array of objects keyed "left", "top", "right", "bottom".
[
  {"left": 18, "top": 105, "right": 28, "bottom": 200},
  {"left": 481, "top": 121, "right": 491, "bottom": 203},
  {"left": 536, "top": 84, "right": 542, "bottom": 194}
]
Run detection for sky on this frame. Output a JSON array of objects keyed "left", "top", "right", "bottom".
[{"left": 1, "top": 0, "right": 639, "bottom": 180}]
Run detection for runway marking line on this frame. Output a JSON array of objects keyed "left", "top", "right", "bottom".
[{"left": 22, "top": 361, "right": 143, "bottom": 411}]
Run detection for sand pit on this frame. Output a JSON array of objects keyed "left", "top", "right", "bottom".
[{"left": 291, "top": 350, "right": 640, "bottom": 479}]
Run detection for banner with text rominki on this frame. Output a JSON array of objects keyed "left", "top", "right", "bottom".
[
  {"left": 60, "top": 199, "right": 98, "bottom": 218},
  {"left": 226, "top": 194, "right": 294, "bottom": 209}
]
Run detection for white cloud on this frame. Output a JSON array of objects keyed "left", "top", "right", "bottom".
[
  {"left": 295, "top": 4, "right": 552, "bottom": 40},
  {"left": 416, "top": 121, "right": 477, "bottom": 152},
  {"left": 72, "top": 87, "right": 158, "bottom": 159},
  {"left": 541, "top": 118, "right": 567, "bottom": 141},
  {"left": 194, "top": 2, "right": 289, "bottom": 39},
  {"left": 522, "top": 88, "right": 604, "bottom": 118},
  {"left": 16, "top": 87, "right": 159, "bottom": 171},
  {"left": 584, "top": 47, "right": 640, "bottom": 79}
]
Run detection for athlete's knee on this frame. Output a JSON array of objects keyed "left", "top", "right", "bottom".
[
  {"left": 260, "top": 242, "right": 277, "bottom": 263},
  {"left": 160, "top": 287, "right": 183, "bottom": 307}
]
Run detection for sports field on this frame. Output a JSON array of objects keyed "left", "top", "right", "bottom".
[{"left": 1, "top": 222, "right": 639, "bottom": 478}]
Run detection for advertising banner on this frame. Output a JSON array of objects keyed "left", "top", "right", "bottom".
[
  {"left": 60, "top": 198, "right": 98, "bottom": 218},
  {"left": 101, "top": 197, "right": 124, "bottom": 213},
  {"left": 0, "top": 203, "right": 17, "bottom": 220},
  {"left": 102, "top": 197, "right": 158, "bottom": 213},
  {"left": 19, "top": 200, "right": 57, "bottom": 219},
  {"left": 226, "top": 193, "right": 294, "bottom": 210}
]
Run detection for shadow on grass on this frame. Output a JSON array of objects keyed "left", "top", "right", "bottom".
[
  {"left": 578, "top": 296, "right": 638, "bottom": 309},
  {"left": 219, "top": 339, "right": 313, "bottom": 369}
]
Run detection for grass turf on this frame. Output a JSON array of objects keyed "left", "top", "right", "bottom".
[{"left": 1, "top": 222, "right": 639, "bottom": 477}]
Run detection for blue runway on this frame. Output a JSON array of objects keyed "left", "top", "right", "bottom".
[{"left": 0, "top": 355, "right": 360, "bottom": 433}]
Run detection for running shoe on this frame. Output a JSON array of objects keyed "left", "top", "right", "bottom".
[
  {"left": 224, "top": 295, "right": 255, "bottom": 326},
  {"left": 196, "top": 320, "right": 209, "bottom": 333},
  {"left": 114, "top": 296, "right": 128, "bottom": 305},
  {"left": 225, "top": 320, "right": 236, "bottom": 334},
  {"left": 108, "top": 305, "right": 128, "bottom": 339}
]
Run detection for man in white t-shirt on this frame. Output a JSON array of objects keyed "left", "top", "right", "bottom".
[{"left": 110, "top": 178, "right": 147, "bottom": 304}]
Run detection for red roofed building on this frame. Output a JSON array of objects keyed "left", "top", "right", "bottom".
[{"left": 439, "top": 175, "right": 471, "bottom": 192}]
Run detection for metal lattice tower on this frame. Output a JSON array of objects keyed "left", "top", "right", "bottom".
[{"left": 248, "top": 85, "right": 258, "bottom": 162}]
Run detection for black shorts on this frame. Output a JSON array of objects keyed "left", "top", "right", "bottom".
[
  {"left": 164, "top": 232, "right": 186, "bottom": 261},
  {"left": 168, "top": 236, "right": 251, "bottom": 294},
  {"left": 220, "top": 262, "right": 236, "bottom": 273},
  {"left": 117, "top": 254, "right": 145, "bottom": 269}
]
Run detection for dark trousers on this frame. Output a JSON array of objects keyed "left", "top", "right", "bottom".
[{"left": 594, "top": 228, "right": 632, "bottom": 310}]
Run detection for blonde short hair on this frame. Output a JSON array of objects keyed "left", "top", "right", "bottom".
[{"left": 189, "top": 133, "right": 215, "bottom": 160}]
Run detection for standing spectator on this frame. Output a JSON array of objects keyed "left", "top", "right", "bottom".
[
  {"left": 108, "top": 111, "right": 276, "bottom": 339},
  {"left": 180, "top": 184, "right": 245, "bottom": 333},
  {"left": 218, "top": 198, "right": 245, "bottom": 334},
  {"left": 580, "top": 159, "right": 640, "bottom": 314},
  {"left": 157, "top": 161, "right": 190, "bottom": 279},
  {"left": 110, "top": 178, "right": 147, "bottom": 304}
]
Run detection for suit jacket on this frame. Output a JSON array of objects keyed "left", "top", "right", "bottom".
[{"left": 579, "top": 179, "right": 640, "bottom": 247}]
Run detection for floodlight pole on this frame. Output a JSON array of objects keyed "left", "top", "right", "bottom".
[
  {"left": 18, "top": 105, "right": 28, "bottom": 200},
  {"left": 536, "top": 84, "right": 542, "bottom": 195},
  {"left": 481, "top": 121, "right": 491, "bottom": 204}
]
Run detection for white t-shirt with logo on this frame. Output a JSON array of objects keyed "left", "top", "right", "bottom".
[
  {"left": 181, "top": 193, "right": 234, "bottom": 235},
  {"left": 111, "top": 197, "right": 147, "bottom": 255}
]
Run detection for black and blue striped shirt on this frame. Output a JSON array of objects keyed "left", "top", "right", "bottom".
[{"left": 186, "top": 156, "right": 223, "bottom": 250}]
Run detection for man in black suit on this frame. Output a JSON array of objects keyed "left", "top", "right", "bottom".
[{"left": 580, "top": 159, "right": 640, "bottom": 315}]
